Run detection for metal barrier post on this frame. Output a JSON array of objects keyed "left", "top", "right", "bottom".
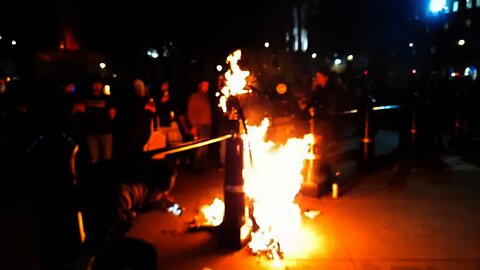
[
  {"left": 358, "top": 101, "right": 375, "bottom": 170},
  {"left": 300, "top": 107, "right": 323, "bottom": 197},
  {"left": 410, "top": 105, "right": 417, "bottom": 149},
  {"left": 450, "top": 108, "right": 461, "bottom": 150},
  {"left": 218, "top": 96, "right": 250, "bottom": 249}
]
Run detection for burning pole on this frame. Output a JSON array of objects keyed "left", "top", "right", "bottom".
[
  {"left": 218, "top": 94, "right": 251, "bottom": 249},
  {"left": 215, "top": 49, "right": 253, "bottom": 249},
  {"left": 186, "top": 49, "right": 252, "bottom": 248}
]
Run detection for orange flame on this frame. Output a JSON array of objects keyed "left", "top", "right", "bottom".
[
  {"left": 242, "top": 118, "right": 313, "bottom": 256},
  {"left": 218, "top": 49, "right": 251, "bottom": 113},
  {"left": 200, "top": 198, "right": 225, "bottom": 226}
]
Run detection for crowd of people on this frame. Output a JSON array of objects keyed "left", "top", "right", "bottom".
[
  {"left": 1, "top": 72, "right": 227, "bottom": 269},
  {"left": 2, "top": 66, "right": 480, "bottom": 269}
]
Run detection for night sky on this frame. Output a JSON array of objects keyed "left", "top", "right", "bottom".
[
  {"left": 1, "top": 0, "right": 420, "bottom": 85},
  {"left": 2, "top": 0, "right": 288, "bottom": 54},
  {"left": 1, "top": 1, "right": 416, "bottom": 55}
]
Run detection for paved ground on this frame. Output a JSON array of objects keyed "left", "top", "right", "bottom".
[
  {"left": 2, "top": 130, "right": 480, "bottom": 270},
  {"left": 124, "top": 149, "right": 480, "bottom": 270}
]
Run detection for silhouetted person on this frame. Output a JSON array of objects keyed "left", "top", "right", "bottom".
[
  {"left": 116, "top": 78, "right": 156, "bottom": 161},
  {"left": 308, "top": 67, "right": 346, "bottom": 194},
  {"left": 74, "top": 75, "right": 116, "bottom": 163}
]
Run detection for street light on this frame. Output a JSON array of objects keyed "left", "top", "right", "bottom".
[{"left": 429, "top": 0, "right": 447, "bottom": 13}]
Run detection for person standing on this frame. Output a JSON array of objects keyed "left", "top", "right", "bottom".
[
  {"left": 153, "top": 79, "right": 183, "bottom": 146},
  {"left": 75, "top": 75, "right": 116, "bottom": 164},
  {"left": 308, "top": 67, "right": 346, "bottom": 195},
  {"left": 187, "top": 79, "right": 212, "bottom": 173},
  {"left": 114, "top": 78, "right": 157, "bottom": 162}
]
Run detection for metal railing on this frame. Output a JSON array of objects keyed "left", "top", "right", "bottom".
[{"left": 142, "top": 134, "right": 233, "bottom": 157}]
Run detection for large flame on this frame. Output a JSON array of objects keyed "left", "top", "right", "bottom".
[
  {"left": 200, "top": 50, "right": 319, "bottom": 261},
  {"left": 243, "top": 118, "right": 314, "bottom": 257}
]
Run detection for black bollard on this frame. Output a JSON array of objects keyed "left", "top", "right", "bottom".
[
  {"left": 218, "top": 96, "right": 251, "bottom": 249},
  {"left": 300, "top": 107, "right": 324, "bottom": 197},
  {"left": 219, "top": 133, "right": 251, "bottom": 249},
  {"left": 357, "top": 100, "right": 375, "bottom": 170},
  {"left": 408, "top": 91, "right": 423, "bottom": 152},
  {"left": 449, "top": 108, "right": 462, "bottom": 150},
  {"left": 410, "top": 106, "right": 418, "bottom": 149}
]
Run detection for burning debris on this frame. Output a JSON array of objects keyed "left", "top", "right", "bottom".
[
  {"left": 303, "top": 209, "right": 322, "bottom": 219},
  {"left": 199, "top": 198, "right": 225, "bottom": 226},
  {"left": 188, "top": 198, "right": 225, "bottom": 232},
  {"left": 247, "top": 231, "right": 284, "bottom": 260}
]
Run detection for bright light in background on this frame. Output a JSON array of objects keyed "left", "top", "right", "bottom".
[
  {"left": 11, "top": 40, "right": 16, "bottom": 46},
  {"left": 334, "top": 58, "right": 342, "bottom": 65},
  {"left": 147, "top": 48, "right": 159, "bottom": 59},
  {"left": 464, "top": 66, "right": 477, "bottom": 80},
  {"left": 347, "top": 54, "right": 354, "bottom": 61},
  {"left": 429, "top": 0, "right": 447, "bottom": 13},
  {"left": 276, "top": 83, "right": 288, "bottom": 95},
  {"left": 112, "top": 73, "right": 117, "bottom": 78},
  {"left": 458, "top": 39, "right": 466, "bottom": 46},
  {"left": 264, "top": 42, "right": 270, "bottom": 48},
  {"left": 467, "top": 0, "right": 473, "bottom": 8},
  {"left": 216, "top": 65, "right": 223, "bottom": 72},
  {"left": 311, "top": 53, "right": 317, "bottom": 59},
  {"left": 0, "top": 35, "right": 2, "bottom": 40},
  {"left": 99, "top": 62, "right": 106, "bottom": 69},
  {"left": 412, "top": 69, "right": 417, "bottom": 74},
  {"left": 409, "top": 42, "right": 414, "bottom": 47},
  {"left": 103, "top": 85, "right": 111, "bottom": 95},
  {"left": 453, "top": 1, "right": 459, "bottom": 12}
]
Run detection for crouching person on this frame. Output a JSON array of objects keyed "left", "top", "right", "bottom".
[
  {"left": 74, "top": 157, "right": 179, "bottom": 270},
  {"left": 116, "top": 157, "right": 180, "bottom": 221},
  {"left": 73, "top": 160, "right": 156, "bottom": 270}
]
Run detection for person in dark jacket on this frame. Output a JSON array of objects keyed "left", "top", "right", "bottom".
[{"left": 308, "top": 67, "right": 346, "bottom": 195}]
